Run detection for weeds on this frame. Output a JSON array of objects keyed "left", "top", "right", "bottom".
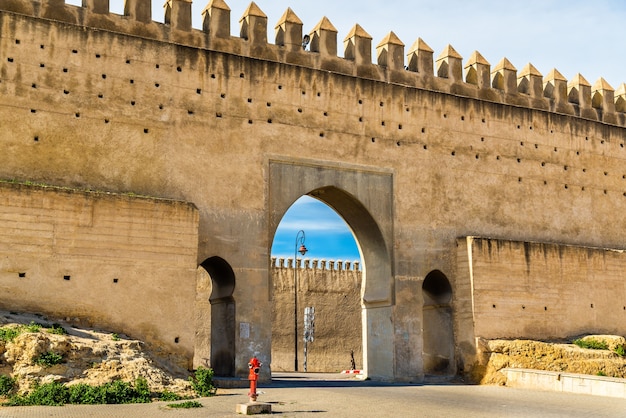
[
  {"left": 3, "top": 378, "right": 152, "bottom": 406},
  {"left": 5, "top": 381, "right": 69, "bottom": 406},
  {"left": 0, "top": 327, "right": 20, "bottom": 342},
  {"left": 168, "top": 400, "right": 203, "bottom": 408},
  {"left": 573, "top": 338, "right": 609, "bottom": 350},
  {"left": 0, "top": 321, "right": 47, "bottom": 342},
  {"left": 35, "top": 351, "right": 64, "bottom": 367},
  {"left": 188, "top": 366, "right": 216, "bottom": 397},
  {"left": 48, "top": 324, "right": 66, "bottom": 335},
  {"left": 24, "top": 322, "right": 42, "bottom": 333},
  {"left": 614, "top": 345, "right": 625, "bottom": 357},
  {"left": 0, "top": 375, "right": 15, "bottom": 397},
  {"left": 159, "top": 390, "right": 183, "bottom": 401}
]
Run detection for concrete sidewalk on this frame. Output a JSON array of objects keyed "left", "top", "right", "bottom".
[{"left": 1, "top": 373, "right": 625, "bottom": 417}]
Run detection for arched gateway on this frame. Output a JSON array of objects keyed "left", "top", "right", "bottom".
[{"left": 269, "top": 160, "right": 394, "bottom": 380}]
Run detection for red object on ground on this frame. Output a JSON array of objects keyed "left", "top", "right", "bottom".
[{"left": 248, "top": 357, "right": 262, "bottom": 402}]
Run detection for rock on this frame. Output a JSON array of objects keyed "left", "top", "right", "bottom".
[
  {"left": 0, "top": 312, "right": 195, "bottom": 399},
  {"left": 580, "top": 335, "right": 626, "bottom": 352},
  {"left": 476, "top": 336, "right": 626, "bottom": 384}
]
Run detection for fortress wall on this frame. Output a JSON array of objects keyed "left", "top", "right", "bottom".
[
  {"left": 271, "top": 258, "right": 362, "bottom": 372},
  {"left": 462, "top": 237, "right": 626, "bottom": 340},
  {"left": 3, "top": 6, "right": 626, "bottom": 257},
  {"left": 2, "top": 2, "right": 626, "bottom": 378},
  {"left": 0, "top": 182, "right": 199, "bottom": 367}
]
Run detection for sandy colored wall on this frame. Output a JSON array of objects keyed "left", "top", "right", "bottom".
[
  {"left": 271, "top": 259, "right": 362, "bottom": 372},
  {"left": 461, "top": 237, "right": 626, "bottom": 341},
  {"left": 3, "top": 2, "right": 626, "bottom": 379},
  {"left": 0, "top": 182, "right": 199, "bottom": 367}
]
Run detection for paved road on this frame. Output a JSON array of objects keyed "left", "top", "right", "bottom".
[{"left": 1, "top": 373, "right": 625, "bottom": 417}]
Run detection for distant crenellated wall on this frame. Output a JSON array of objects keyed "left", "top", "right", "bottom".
[
  {"left": 270, "top": 257, "right": 362, "bottom": 372},
  {"left": 271, "top": 257, "right": 360, "bottom": 271},
  {"left": 2, "top": 0, "right": 624, "bottom": 126}
]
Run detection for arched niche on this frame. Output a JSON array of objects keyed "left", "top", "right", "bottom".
[
  {"left": 422, "top": 270, "right": 455, "bottom": 376},
  {"left": 199, "top": 256, "right": 236, "bottom": 377}
]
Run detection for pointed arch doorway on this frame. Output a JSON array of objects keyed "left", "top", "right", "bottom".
[
  {"left": 270, "top": 195, "right": 363, "bottom": 373},
  {"left": 269, "top": 160, "right": 395, "bottom": 380}
]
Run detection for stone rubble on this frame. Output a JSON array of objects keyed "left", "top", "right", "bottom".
[
  {"left": 0, "top": 312, "right": 194, "bottom": 399},
  {"left": 476, "top": 337, "right": 626, "bottom": 385}
]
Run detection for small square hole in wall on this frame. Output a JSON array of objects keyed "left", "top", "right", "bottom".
[
  {"left": 174, "top": 337, "right": 179, "bottom": 343},
  {"left": 18, "top": 272, "right": 26, "bottom": 278},
  {"left": 113, "top": 278, "right": 119, "bottom": 283},
  {"left": 63, "top": 275, "right": 71, "bottom": 281}
]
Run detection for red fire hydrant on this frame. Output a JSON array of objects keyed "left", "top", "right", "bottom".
[{"left": 247, "top": 357, "right": 262, "bottom": 402}]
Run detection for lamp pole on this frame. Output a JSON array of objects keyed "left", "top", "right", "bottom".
[{"left": 294, "top": 230, "right": 307, "bottom": 372}]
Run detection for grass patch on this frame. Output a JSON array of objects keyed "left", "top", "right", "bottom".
[
  {"left": 573, "top": 338, "right": 609, "bottom": 350},
  {"left": 167, "top": 400, "right": 203, "bottom": 409}
]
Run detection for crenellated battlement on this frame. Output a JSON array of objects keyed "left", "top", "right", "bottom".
[
  {"left": 271, "top": 257, "right": 361, "bottom": 272},
  {"left": 2, "top": 0, "right": 625, "bottom": 126}
]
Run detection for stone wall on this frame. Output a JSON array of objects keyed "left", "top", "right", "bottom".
[
  {"left": 2, "top": 1, "right": 626, "bottom": 380},
  {"left": 458, "top": 237, "right": 626, "bottom": 343},
  {"left": 0, "top": 182, "right": 199, "bottom": 367},
  {"left": 271, "top": 258, "right": 362, "bottom": 372}
]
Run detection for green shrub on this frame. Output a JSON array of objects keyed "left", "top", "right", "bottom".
[
  {"left": 5, "top": 378, "right": 153, "bottom": 406},
  {"left": 597, "top": 370, "right": 607, "bottom": 376},
  {"left": 0, "top": 375, "right": 15, "bottom": 397},
  {"left": 24, "top": 322, "right": 42, "bottom": 333},
  {"left": 1, "top": 322, "right": 45, "bottom": 342},
  {"left": 614, "top": 345, "right": 626, "bottom": 357},
  {"left": 188, "top": 367, "right": 216, "bottom": 397},
  {"left": 132, "top": 377, "right": 152, "bottom": 403},
  {"left": 36, "top": 351, "right": 64, "bottom": 367},
  {"left": 168, "top": 400, "right": 203, "bottom": 408},
  {"left": 5, "top": 382, "right": 70, "bottom": 406},
  {"left": 158, "top": 389, "right": 182, "bottom": 401},
  {"left": 573, "top": 338, "right": 609, "bottom": 350},
  {"left": 111, "top": 333, "right": 120, "bottom": 341},
  {"left": 48, "top": 324, "right": 67, "bottom": 335},
  {"left": 69, "top": 383, "right": 105, "bottom": 404},
  {"left": 0, "top": 327, "right": 20, "bottom": 342}
]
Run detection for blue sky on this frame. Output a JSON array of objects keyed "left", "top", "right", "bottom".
[
  {"left": 97, "top": 0, "right": 626, "bottom": 87},
  {"left": 85, "top": 1, "right": 626, "bottom": 261},
  {"left": 270, "top": 197, "right": 360, "bottom": 262}
]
